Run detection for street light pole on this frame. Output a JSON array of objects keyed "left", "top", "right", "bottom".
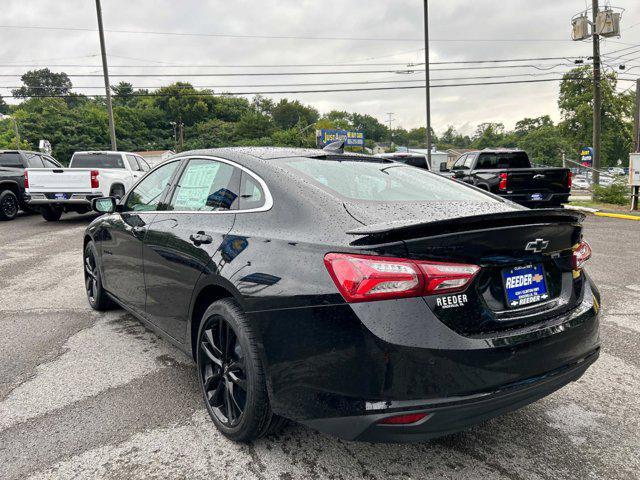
[
  {"left": 591, "top": 0, "right": 601, "bottom": 187},
  {"left": 423, "top": 0, "right": 432, "bottom": 168},
  {"left": 95, "top": 0, "right": 117, "bottom": 151}
]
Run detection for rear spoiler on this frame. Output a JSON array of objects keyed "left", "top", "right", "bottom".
[{"left": 346, "top": 208, "right": 584, "bottom": 239}]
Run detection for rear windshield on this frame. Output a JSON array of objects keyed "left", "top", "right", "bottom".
[
  {"left": 282, "top": 157, "right": 492, "bottom": 202},
  {"left": 476, "top": 152, "right": 530, "bottom": 169},
  {"left": 0, "top": 152, "right": 23, "bottom": 168},
  {"left": 70, "top": 153, "right": 125, "bottom": 169}
]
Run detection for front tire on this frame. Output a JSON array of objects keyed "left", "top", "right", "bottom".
[
  {"left": 42, "top": 207, "right": 62, "bottom": 222},
  {"left": 0, "top": 190, "right": 19, "bottom": 221},
  {"left": 197, "top": 299, "right": 285, "bottom": 442},
  {"left": 83, "top": 242, "right": 114, "bottom": 311}
]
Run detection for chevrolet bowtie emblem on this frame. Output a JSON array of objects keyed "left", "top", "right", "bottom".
[{"left": 525, "top": 238, "right": 549, "bottom": 253}]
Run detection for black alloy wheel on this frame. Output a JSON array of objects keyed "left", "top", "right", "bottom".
[
  {"left": 199, "top": 317, "right": 248, "bottom": 427},
  {"left": 83, "top": 242, "right": 113, "bottom": 311},
  {"left": 0, "top": 190, "right": 19, "bottom": 221}
]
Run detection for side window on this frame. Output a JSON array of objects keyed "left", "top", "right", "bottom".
[
  {"left": 168, "top": 158, "right": 240, "bottom": 212},
  {"left": 43, "top": 156, "right": 60, "bottom": 168},
  {"left": 126, "top": 154, "right": 141, "bottom": 171},
  {"left": 26, "top": 154, "right": 45, "bottom": 168},
  {"left": 239, "top": 172, "right": 266, "bottom": 210},
  {"left": 463, "top": 154, "right": 475, "bottom": 169},
  {"left": 124, "top": 161, "right": 180, "bottom": 212},
  {"left": 0, "top": 153, "right": 23, "bottom": 167},
  {"left": 137, "top": 156, "right": 151, "bottom": 171},
  {"left": 452, "top": 155, "right": 467, "bottom": 170}
]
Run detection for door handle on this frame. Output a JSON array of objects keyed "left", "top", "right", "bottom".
[{"left": 190, "top": 231, "right": 213, "bottom": 246}]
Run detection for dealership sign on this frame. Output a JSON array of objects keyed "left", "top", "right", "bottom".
[
  {"left": 580, "top": 147, "right": 593, "bottom": 166},
  {"left": 316, "top": 129, "right": 365, "bottom": 147}
]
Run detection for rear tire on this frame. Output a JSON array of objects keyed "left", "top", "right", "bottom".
[
  {"left": 0, "top": 190, "right": 19, "bottom": 221},
  {"left": 197, "top": 299, "right": 286, "bottom": 442},
  {"left": 83, "top": 242, "right": 114, "bottom": 311},
  {"left": 42, "top": 207, "right": 62, "bottom": 222}
]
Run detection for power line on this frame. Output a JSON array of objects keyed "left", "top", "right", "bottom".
[
  {"left": 0, "top": 24, "right": 576, "bottom": 43},
  {"left": 0, "top": 63, "right": 583, "bottom": 78},
  {"left": 4, "top": 76, "right": 635, "bottom": 99}
]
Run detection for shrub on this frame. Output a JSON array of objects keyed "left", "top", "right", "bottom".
[{"left": 593, "top": 180, "right": 629, "bottom": 205}]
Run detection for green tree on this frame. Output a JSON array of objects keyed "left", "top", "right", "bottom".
[
  {"left": 471, "top": 122, "right": 511, "bottom": 149},
  {"left": 153, "top": 82, "right": 210, "bottom": 126},
  {"left": 12, "top": 69, "right": 73, "bottom": 98},
  {"left": 558, "top": 67, "right": 634, "bottom": 167},
  {"left": 271, "top": 99, "right": 319, "bottom": 130},
  {"left": 0, "top": 95, "right": 9, "bottom": 114}
]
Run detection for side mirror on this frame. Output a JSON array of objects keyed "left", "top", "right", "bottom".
[
  {"left": 454, "top": 170, "right": 465, "bottom": 178},
  {"left": 439, "top": 164, "right": 449, "bottom": 172},
  {"left": 91, "top": 197, "right": 117, "bottom": 214}
]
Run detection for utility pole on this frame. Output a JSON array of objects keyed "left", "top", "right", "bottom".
[
  {"left": 178, "top": 122, "right": 184, "bottom": 152},
  {"left": 591, "top": 0, "right": 601, "bottom": 187},
  {"left": 95, "top": 0, "right": 117, "bottom": 151},
  {"left": 634, "top": 78, "right": 640, "bottom": 153},
  {"left": 423, "top": 0, "right": 432, "bottom": 168},
  {"left": 386, "top": 113, "right": 394, "bottom": 147},
  {"left": 11, "top": 117, "right": 20, "bottom": 148}
]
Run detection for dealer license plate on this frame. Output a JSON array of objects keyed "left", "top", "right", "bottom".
[{"left": 502, "top": 264, "right": 549, "bottom": 308}]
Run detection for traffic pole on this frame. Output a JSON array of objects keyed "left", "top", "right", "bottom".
[
  {"left": 95, "top": 0, "right": 117, "bottom": 151},
  {"left": 423, "top": 0, "right": 432, "bottom": 168}
]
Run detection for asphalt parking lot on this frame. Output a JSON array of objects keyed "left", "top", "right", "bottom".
[{"left": 0, "top": 212, "right": 638, "bottom": 480}]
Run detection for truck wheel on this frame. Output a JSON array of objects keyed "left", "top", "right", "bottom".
[
  {"left": 110, "top": 185, "right": 125, "bottom": 200},
  {"left": 0, "top": 190, "right": 19, "bottom": 221},
  {"left": 42, "top": 207, "right": 63, "bottom": 222}
]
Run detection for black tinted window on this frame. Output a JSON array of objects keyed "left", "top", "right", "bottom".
[
  {"left": 43, "top": 156, "right": 60, "bottom": 168},
  {"left": 169, "top": 159, "right": 240, "bottom": 212},
  {"left": 25, "top": 154, "right": 45, "bottom": 168},
  {"left": 477, "top": 152, "right": 530, "bottom": 169},
  {"left": 0, "top": 153, "right": 23, "bottom": 167},
  {"left": 71, "top": 154, "right": 125, "bottom": 169},
  {"left": 125, "top": 161, "right": 180, "bottom": 212}
]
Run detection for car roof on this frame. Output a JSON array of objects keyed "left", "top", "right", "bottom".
[
  {"left": 175, "top": 147, "right": 376, "bottom": 162},
  {"left": 0, "top": 150, "right": 39, "bottom": 155},
  {"left": 72, "top": 151, "right": 136, "bottom": 155}
]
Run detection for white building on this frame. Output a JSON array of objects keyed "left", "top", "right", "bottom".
[{"left": 135, "top": 150, "right": 175, "bottom": 167}]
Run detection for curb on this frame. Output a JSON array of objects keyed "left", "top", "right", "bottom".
[{"left": 593, "top": 212, "right": 640, "bottom": 221}]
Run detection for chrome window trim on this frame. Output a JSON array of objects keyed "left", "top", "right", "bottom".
[{"left": 124, "top": 155, "right": 273, "bottom": 215}]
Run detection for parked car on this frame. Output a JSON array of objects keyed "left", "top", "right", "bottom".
[
  {"left": 375, "top": 152, "right": 430, "bottom": 170},
  {"left": 441, "top": 149, "right": 572, "bottom": 207},
  {"left": 25, "top": 151, "right": 151, "bottom": 221},
  {"left": 83, "top": 147, "right": 600, "bottom": 443},
  {"left": 572, "top": 175, "right": 591, "bottom": 190},
  {"left": 0, "top": 150, "right": 62, "bottom": 221},
  {"left": 607, "top": 167, "right": 625, "bottom": 176}
]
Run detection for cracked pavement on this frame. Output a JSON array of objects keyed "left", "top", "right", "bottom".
[{"left": 0, "top": 212, "right": 638, "bottom": 479}]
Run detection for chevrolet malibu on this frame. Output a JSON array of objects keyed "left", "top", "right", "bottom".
[{"left": 83, "top": 147, "right": 600, "bottom": 443}]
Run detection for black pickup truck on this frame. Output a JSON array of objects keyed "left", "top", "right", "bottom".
[
  {"left": 0, "top": 150, "right": 62, "bottom": 220},
  {"left": 442, "top": 149, "right": 571, "bottom": 207}
]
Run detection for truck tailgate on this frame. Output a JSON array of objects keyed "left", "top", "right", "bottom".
[
  {"left": 507, "top": 168, "right": 570, "bottom": 193},
  {"left": 26, "top": 168, "right": 94, "bottom": 193}
]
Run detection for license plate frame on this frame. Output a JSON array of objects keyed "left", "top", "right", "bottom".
[{"left": 502, "top": 263, "right": 549, "bottom": 309}]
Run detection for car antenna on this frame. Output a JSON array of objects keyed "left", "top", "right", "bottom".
[{"left": 323, "top": 139, "right": 345, "bottom": 154}]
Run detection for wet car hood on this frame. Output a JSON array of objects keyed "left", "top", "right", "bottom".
[{"left": 343, "top": 200, "right": 522, "bottom": 227}]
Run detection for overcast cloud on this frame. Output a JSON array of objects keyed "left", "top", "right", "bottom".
[{"left": 1, "top": 0, "right": 638, "bottom": 135}]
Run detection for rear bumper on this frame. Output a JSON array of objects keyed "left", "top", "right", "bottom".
[
  {"left": 302, "top": 348, "right": 598, "bottom": 442},
  {"left": 25, "top": 192, "right": 103, "bottom": 206},
  {"left": 250, "top": 278, "right": 600, "bottom": 441}
]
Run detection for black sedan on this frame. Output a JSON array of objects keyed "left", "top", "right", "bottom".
[{"left": 83, "top": 147, "right": 600, "bottom": 443}]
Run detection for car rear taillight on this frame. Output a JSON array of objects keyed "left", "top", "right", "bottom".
[
  {"left": 572, "top": 240, "right": 592, "bottom": 270},
  {"left": 377, "top": 412, "right": 430, "bottom": 425},
  {"left": 567, "top": 171, "right": 573, "bottom": 189},
  {"left": 24, "top": 170, "right": 29, "bottom": 189},
  {"left": 499, "top": 172, "right": 508, "bottom": 191},
  {"left": 90, "top": 170, "right": 99, "bottom": 189},
  {"left": 324, "top": 253, "right": 480, "bottom": 303}
]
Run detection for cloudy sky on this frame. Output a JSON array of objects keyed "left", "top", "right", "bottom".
[{"left": 1, "top": 0, "right": 639, "bottom": 135}]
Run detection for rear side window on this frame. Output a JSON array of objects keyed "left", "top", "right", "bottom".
[
  {"left": 168, "top": 159, "right": 240, "bottom": 212},
  {"left": 43, "top": 156, "right": 60, "bottom": 168},
  {"left": 282, "top": 158, "right": 491, "bottom": 202},
  {"left": 25, "top": 154, "right": 45, "bottom": 168},
  {"left": 71, "top": 154, "right": 125, "bottom": 169},
  {"left": 477, "top": 152, "right": 530, "bottom": 169},
  {"left": 126, "top": 154, "right": 141, "bottom": 171},
  {"left": 0, "top": 153, "right": 23, "bottom": 167},
  {"left": 239, "top": 172, "right": 265, "bottom": 210}
]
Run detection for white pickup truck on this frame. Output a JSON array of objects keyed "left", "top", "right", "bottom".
[{"left": 25, "top": 151, "right": 152, "bottom": 221}]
